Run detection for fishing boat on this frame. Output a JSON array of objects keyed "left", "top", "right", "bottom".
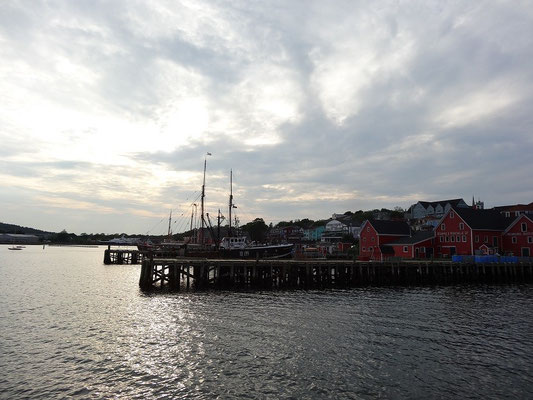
[
  {"left": 218, "top": 170, "right": 294, "bottom": 259},
  {"left": 219, "top": 236, "right": 294, "bottom": 259}
]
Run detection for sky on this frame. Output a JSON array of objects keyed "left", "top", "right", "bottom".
[{"left": 1, "top": 0, "right": 532, "bottom": 235}]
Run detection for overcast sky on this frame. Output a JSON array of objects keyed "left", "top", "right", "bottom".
[{"left": 1, "top": 0, "right": 532, "bottom": 235}]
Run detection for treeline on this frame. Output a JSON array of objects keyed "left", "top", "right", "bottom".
[{"left": 1, "top": 207, "right": 406, "bottom": 244}]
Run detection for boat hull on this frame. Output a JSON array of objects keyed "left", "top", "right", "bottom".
[{"left": 219, "top": 244, "right": 294, "bottom": 259}]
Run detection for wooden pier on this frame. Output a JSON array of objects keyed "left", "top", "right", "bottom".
[
  {"left": 139, "top": 258, "right": 533, "bottom": 290},
  {"left": 103, "top": 248, "right": 141, "bottom": 265}
]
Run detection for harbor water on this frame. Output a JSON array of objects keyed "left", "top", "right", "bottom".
[{"left": 1, "top": 245, "right": 532, "bottom": 399}]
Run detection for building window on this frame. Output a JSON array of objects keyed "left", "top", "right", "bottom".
[
  {"left": 459, "top": 223, "right": 464, "bottom": 230},
  {"left": 456, "top": 236, "right": 460, "bottom": 242},
  {"left": 362, "top": 247, "right": 366, "bottom": 251},
  {"left": 521, "top": 223, "right": 527, "bottom": 232},
  {"left": 512, "top": 237, "right": 517, "bottom": 244},
  {"left": 462, "top": 236, "right": 467, "bottom": 242},
  {"left": 371, "top": 237, "right": 375, "bottom": 242},
  {"left": 528, "top": 237, "right": 532, "bottom": 243},
  {"left": 367, "top": 227, "right": 370, "bottom": 232},
  {"left": 369, "top": 246, "right": 373, "bottom": 251},
  {"left": 441, "top": 224, "right": 446, "bottom": 230},
  {"left": 363, "top": 237, "right": 366, "bottom": 242},
  {"left": 445, "top": 236, "right": 449, "bottom": 242},
  {"left": 450, "top": 211, "right": 454, "bottom": 218},
  {"left": 451, "top": 236, "right": 455, "bottom": 242},
  {"left": 493, "top": 237, "right": 498, "bottom": 247},
  {"left": 505, "top": 211, "right": 510, "bottom": 217},
  {"left": 484, "top": 236, "right": 488, "bottom": 243},
  {"left": 403, "top": 246, "right": 408, "bottom": 253},
  {"left": 440, "top": 236, "right": 444, "bottom": 242},
  {"left": 475, "top": 235, "right": 479, "bottom": 243}
]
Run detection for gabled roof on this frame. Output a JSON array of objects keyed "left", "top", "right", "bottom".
[
  {"left": 411, "top": 198, "right": 467, "bottom": 212},
  {"left": 427, "top": 198, "right": 466, "bottom": 208},
  {"left": 494, "top": 202, "right": 533, "bottom": 212},
  {"left": 386, "top": 230, "right": 434, "bottom": 245},
  {"left": 453, "top": 207, "right": 512, "bottom": 231},
  {"left": 503, "top": 214, "right": 533, "bottom": 234},
  {"left": 365, "top": 220, "right": 410, "bottom": 235}
]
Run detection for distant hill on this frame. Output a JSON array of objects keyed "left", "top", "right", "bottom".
[{"left": 0, "top": 222, "right": 55, "bottom": 236}]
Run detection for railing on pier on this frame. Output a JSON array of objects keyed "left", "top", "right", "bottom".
[{"left": 139, "top": 258, "right": 533, "bottom": 291}]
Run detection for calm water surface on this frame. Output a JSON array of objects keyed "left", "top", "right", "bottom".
[{"left": 0, "top": 245, "right": 532, "bottom": 399}]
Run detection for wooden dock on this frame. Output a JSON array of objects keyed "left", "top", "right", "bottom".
[
  {"left": 103, "top": 248, "right": 141, "bottom": 265},
  {"left": 138, "top": 258, "right": 533, "bottom": 290}
]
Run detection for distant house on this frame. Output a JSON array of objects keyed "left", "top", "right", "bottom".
[
  {"left": 408, "top": 199, "right": 469, "bottom": 219},
  {"left": 325, "top": 219, "right": 348, "bottom": 232},
  {"left": 359, "top": 220, "right": 411, "bottom": 261},
  {"left": 494, "top": 202, "right": 533, "bottom": 218},
  {"left": 303, "top": 226, "right": 326, "bottom": 241}
]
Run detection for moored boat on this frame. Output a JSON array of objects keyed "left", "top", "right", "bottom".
[{"left": 219, "top": 236, "right": 293, "bottom": 259}]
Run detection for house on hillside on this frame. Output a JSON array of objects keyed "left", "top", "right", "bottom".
[
  {"left": 494, "top": 202, "right": 533, "bottom": 218},
  {"left": 303, "top": 226, "right": 326, "bottom": 242},
  {"left": 359, "top": 220, "right": 411, "bottom": 261},
  {"left": 407, "top": 199, "right": 469, "bottom": 220}
]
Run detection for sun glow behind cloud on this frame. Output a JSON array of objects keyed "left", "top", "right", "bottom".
[{"left": 0, "top": 0, "right": 532, "bottom": 234}]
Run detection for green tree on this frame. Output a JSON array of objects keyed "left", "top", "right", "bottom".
[
  {"left": 54, "top": 229, "right": 71, "bottom": 243},
  {"left": 242, "top": 218, "right": 269, "bottom": 242}
]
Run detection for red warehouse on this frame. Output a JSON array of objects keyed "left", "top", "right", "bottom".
[
  {"left": 435, "top": 207, "right": 511, "bottom": 257},
  {"left": 502, "top": 214, "right": 533, "bottom": 257},
  {"left": 384, "top": 230, "right": 435, "bottom": 259},
  {"left": 359, "top": 220, "right": 411, "bottom": 261}
]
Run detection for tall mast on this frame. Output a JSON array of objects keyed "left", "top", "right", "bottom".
[
  {"left": 229, "top": 169, "right": 233, "bottom": 237},
  {"left": 200, "top": 152, "right": 211, "bottom": 245},
  {"left": 167, "top": 210, "right": 172, "bottom": 238}
]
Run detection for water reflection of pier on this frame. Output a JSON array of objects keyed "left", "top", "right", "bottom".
[{"left": 138, "top": 258, "right": 533, "bottom": 290}]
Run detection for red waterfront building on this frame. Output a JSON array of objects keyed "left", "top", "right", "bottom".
[
  {"left": 385, "top": 230, "right": 435, "bottom": 259},
  {"left": 435, "top": 207, "right": 511, "bottom": 257},
  {"left": 502, "top": 214, "right": 533, "bottom": 257},
  {"left": 359, "top": 220, "right": 411, "bottom": 261}
]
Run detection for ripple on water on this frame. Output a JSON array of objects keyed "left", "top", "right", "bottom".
[{"left": 0, "top": 247, "right": 532, "bottom": 399}]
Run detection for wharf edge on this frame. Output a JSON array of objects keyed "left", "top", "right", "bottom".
[{"left": 138, "top": 258, "right": 533, "bottom": 290}]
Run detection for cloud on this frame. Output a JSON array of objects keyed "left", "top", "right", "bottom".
[{"left": 1, "top": 0, "right": 532, "bottom": 233}]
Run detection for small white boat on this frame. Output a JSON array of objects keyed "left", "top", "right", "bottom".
[{"left": 8, "top": 246, "right": 23, "bottom": 250}]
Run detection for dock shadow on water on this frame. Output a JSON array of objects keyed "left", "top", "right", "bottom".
[{"left": 1, "top": 246, "right": 532, "bottom": 399}]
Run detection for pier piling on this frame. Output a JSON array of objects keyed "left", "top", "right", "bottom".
[{"left": 136, "top": 258, "right": 533, "bottom": 291}]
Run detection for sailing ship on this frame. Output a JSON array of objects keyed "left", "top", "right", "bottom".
[
  {"left": 138, "top": 156, "right": 294, "bottom": 259},
  {"left": 218, "top": 170, "right": 294, "bottom": 260}
]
